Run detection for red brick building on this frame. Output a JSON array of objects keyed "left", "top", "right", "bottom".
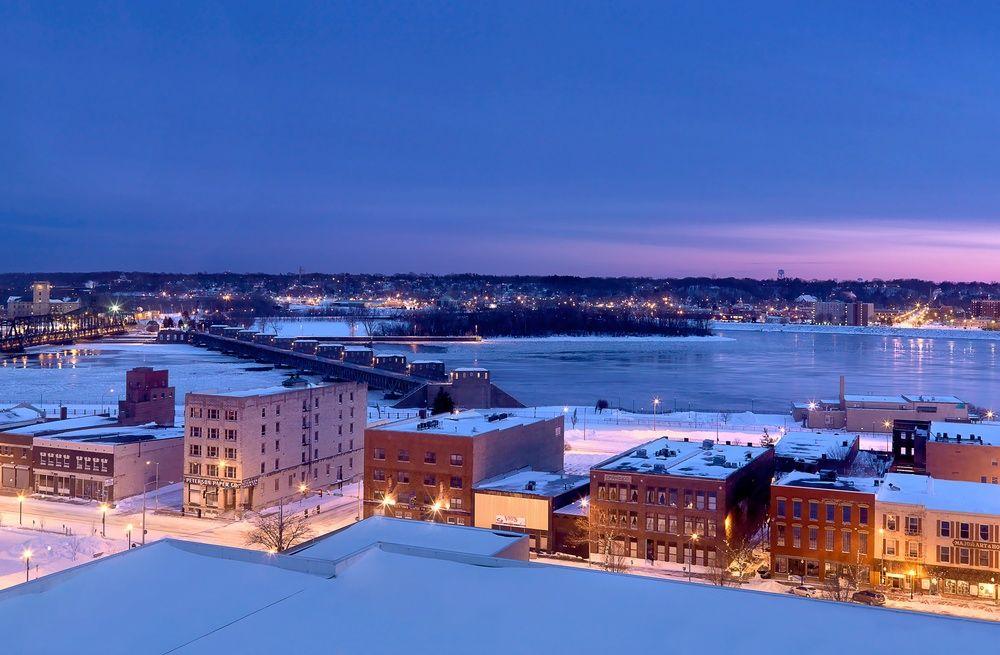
[
  {"left": 118, "top": 367, "right": 175, "bottom": 426},
  {"left": 364, "top": 411, "right": 564, "bottom": 525},
  {"left": 589, "top": 437, "right": 774, "bottom": 567},
  {"left": 770, "top": 471, "right": 877, "bottom": 582}
]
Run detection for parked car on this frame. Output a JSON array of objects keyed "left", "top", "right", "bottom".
[
  {"left": 757, "top": 566, "right": 772, "bottom": 579},
  {"left": 851, "top": 590, "right": 886, "bottom": 606},
  {"left": 789, "top": 585, "right": 819, "bottom": 598}
]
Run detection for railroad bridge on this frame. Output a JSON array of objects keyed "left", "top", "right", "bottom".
[
  {"left": 184, "top": 331, "right": 523, "bottom": 410},
  {"left": 1, "top": 310, "right": 132, "bottom": 353}
]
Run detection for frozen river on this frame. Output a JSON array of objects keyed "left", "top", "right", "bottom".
[{"left": 1, "top": 328, "right": 999, "bottom": 413}]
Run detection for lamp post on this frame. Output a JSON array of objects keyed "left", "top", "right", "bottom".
[
  {"left": 688, "top": 533, "right": 700, "bottom": 582},
  {"left": 909, "top": 569, "right": 916, "bottom": 600},
  {"left": 99, "top": 503, "right": 109, "bottom": 537},
  {"left": 146, "top": 460, "right": 160, "bottom": 512},
  {"left": 299, "top": 482, "right": 309, "bottom": 500},
  {"left": 126, "top": 523, "right": 133, "bottom": 547},
  {"left": 17, "top": 492, "right": 24, "bottom": 525},
  {"left": 21, "top": 549, "right": 31, "bottom": 582},
  {"left": 652, "top": 397, "right": 661, "bottom": 431}
]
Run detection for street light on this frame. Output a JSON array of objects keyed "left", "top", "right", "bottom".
[
  {"left": 21, "top": 549, "right": 31, "bottom": 583},
  {"left": 126, "top": 523, "right": 134, "bottom": 547},
  {"left": 688, "top": 533, "right": 700, "bottom": 582},
  {"left": 16, "top": 492, "right": 24, "bottom": 525},
  {"left": 909, "top": 569, "right": 916, "bottom": 600},
  {"left": 146, "top": 460, "right": 160, "bottom": 512},
  {"left": 652, "top": 397, "right": 661, "bottom": 431},
  {"left": 98, "top": 503, "right": 109, "bottom": 537}
]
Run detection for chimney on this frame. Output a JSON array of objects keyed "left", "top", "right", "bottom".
[{"left": 59, "top": 406, "right": 68, "bottom": 420}]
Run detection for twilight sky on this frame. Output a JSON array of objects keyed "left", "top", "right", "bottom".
[{"left": 3, "top": 2, "right": 1000, "bottom": 280}]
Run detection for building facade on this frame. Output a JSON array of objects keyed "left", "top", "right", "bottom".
[
  {"left": 364, "top": 411, "right": 564, "bottom": 526},
  {"left": 183, "top": 379, "right": 366, "bottom": 517},
  {"left": 118, "top": 367, "right": 175, "bottom": 426},
  {"left": 589, "top": 437, "right": 774, "bottom": 568},
  {"left": 770, "top": 472, "right": 876, "bottom": 583}
]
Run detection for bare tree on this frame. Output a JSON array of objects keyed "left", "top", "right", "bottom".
[
  {"left": 707, "top": 528, "right": 768, "bottom": 586},
  {"left": 568, "top": 508, "right": 629, "bottom": 573},
  {"left": 822, "top": 562, "right": 868, "bottom": 601},
  {"left": 245, "top": 501, "right": 313, "bottom": 553}
]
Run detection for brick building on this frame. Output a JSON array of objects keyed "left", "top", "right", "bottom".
[
  {"left": 797, "top": 378, "right": 969, "bottom": 431},
  {"left": 589, "top": 437, "right": 774, "bottom": 567},
  {"left": 770, "top": 471, "right": 877, "bottom": 583},
  {"left": 892, "top": 420, "right": 1000, "bottom": 483},
  {"left": 118, "top": 367, "right": 175, "bottom": 426},
  {"left": 364, "top": 411, "right": 564, "bottom": 525},
  {"left": 183, "top": 377, "right": 366, "bottom": 517}
]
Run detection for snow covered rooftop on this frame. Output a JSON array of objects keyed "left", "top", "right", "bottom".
[
  {"left": 929, "top": 421, "right": 1000, "bottom": 446},
  {"left": 371, "top": 410, "right": 555, "bottom": 438},
  {"left": 595, "top": 437, "right": 769, "bottom": 480},
  {"left": 34, "top": 423, "right": 184, "bottom": 445},
  {"left": 775, "top": 470, "right": 880, "bottom": 494},
  {"left": 474, "top": 468, "right": 589, "bottom": 498},
  {"left": 903, "top": 394, "right": 965, "bottom": 405},
  {"left": 0, "top": 405, "right": 45, "bottom": 429},
  {"left": 5, "top": 414, "right": 117, "bottom": 436},
  {"left": 843, "top": 394, "right": 908, "bottom": 404},
  {"left": 292, "top": 516, "right": 526, "bottom": 561},
  {"left": 877, "top": 473, "right": 1000, "bottom": 515},
  {"left": 189, "top": 382, "right": 326, "bottom": 398},
  {"left": 0, "top": 528, "right": 993, "bottom": 654},
  {"left": 775, "top": 431, "right": 857, "bottom": 465}
]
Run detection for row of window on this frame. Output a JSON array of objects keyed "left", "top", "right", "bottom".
[
  {"left": 373, "top": 489, "right": 464, "bottom": 510},
  {"left": 371, "top": 469, "right": 464, "bottom": 489},
  {"left": 190, "top": 423, "right": 356, "bottom": 440},
  {"left": 600, "top": 535, "right": 718, "bottom": 566},
  {"left": 188, "top": 445, "right": 237, "bottom": 459},
  {"left": 597, "top": 483, "right": 719, "bottom": 511},
  {"left": 37, "top": 451, "right": 111, "bottom": 473},
  {"left": 372, "top": 448, "right": 463, "bottom": 467},
  {"left": 599, "top": 510, "right": 719, "bottom": 537},
  {"left": 774, "top": 523, "right": 869, "bottom": 555},
  {"left": 188, "top": 462, "right": 237, "bottom": 478},
  {"left": 775, "top": 498, "right": 869, "bottom": 526}
]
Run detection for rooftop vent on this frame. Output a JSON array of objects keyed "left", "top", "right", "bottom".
[
  {"left": 701, "top": 439, "right": 714, "bottom": 450},
  {"left": 635, "top": 448, "right": 648, "bottom": 459},
  {"left": 416, "top": 419, "right": 441, "bottom": 431}
]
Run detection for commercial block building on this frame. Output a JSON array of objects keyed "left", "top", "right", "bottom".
[
  {"left": 117, "top": 367, "right": 175, "bottom": 426},
  {"left": 876, "top": 473, "right": 1000, "bottom": 599},
  {"left": 774, "top": 431, "right": 860, "bottom": 474},
  {"left": 183, "top": 377, "right": 366, "bottom": 517},
  {"left": 473, "top": 468, "right": 589, "bottom": 552},
  {"left": 364, "top": 411, "right": 564, "bottom": 525},
  {"left": 770, "top": 471, "right": 877, "bottom": 583},
  {"left": 589, "top": 437, "right": 774, "bottom": 567},
  {"left": 798, "top": 378, "right": 969, "bottom": 431}
]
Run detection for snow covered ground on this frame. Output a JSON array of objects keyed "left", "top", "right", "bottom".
[{"left": 714, "top": 321, "right": 1000, "bottom": 341}]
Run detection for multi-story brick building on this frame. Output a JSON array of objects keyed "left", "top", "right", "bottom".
[
  {"left": 876, "top": 473, "right": 1000, "bottom": 599},
  {"left": 924, "top": 422, "right": 1000, "bottom": 484},
  {"left": 770, "top": 471, "right": 877, "bottom": 583},
  {"left": 117, "top": 367, "right": 175, "bottom": 426},
  {"left": 589, "top": 437, "right": 774, "bottom": 567},
  {"left": 183, "top": 378, "right": 366, "bottom": 517},
  {"left": 364, "top": 411, "right": 564, "bottom": 525}
]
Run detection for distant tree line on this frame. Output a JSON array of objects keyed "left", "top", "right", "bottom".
[{"left": 393, "top": 305, "right": 712, "bottom": 338}]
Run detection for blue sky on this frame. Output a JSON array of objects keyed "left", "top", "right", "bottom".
[{"left": 3, "top": 2, "right": 1000, "bottom": 279}]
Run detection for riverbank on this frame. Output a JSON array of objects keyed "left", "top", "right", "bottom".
[{"left": 714, "top": 321, "right": 1000, "bottom": 341}]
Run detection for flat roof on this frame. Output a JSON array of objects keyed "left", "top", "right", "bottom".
[
  {"left": 292, "top": 516, "right": 525, "bottom": 561},
  {"left": 929, "top": 421, "right": 1000, "bottom": 446},
  {"left": 371, "top": 410, "right": 554, "bottom": 438},
  {"left": 903, "top": 395, "right": 965, "bottom": 404},
  {"left": 877, "top": 473, "right": 1000, "bottom": 515},
  {"left": 34, "top": 424, "right": 184, "bottom": 445},
  {"left": 595, "top": 437, "right": 769, "bottom": 480},
  {"left": 774, "top": 470, "right": 879, "bottom": 494},
  {"left": 0, "top": 527, "right": 993, "bottom": 653},
  {"left": 188, "top": 382, "right": 327, "bottom": 399},
  {"left": 843, "top": 394, "right": 908, "bottom": 404},
  {"left": 474, "top": 469, "right": 589, "bottom": 498},
  {"left": 774, "top": 431, "right": 857, "bottom": 465},
  {"left": 5, "top": 415, "right": 117, "bottom": 436}
]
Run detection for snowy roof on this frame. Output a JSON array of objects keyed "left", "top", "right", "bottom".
[
  {"left": 595, "top": 437, "right": 769, "bottom": 480},
  {"left": 5, "top": 415, "right": 117, "bottom": 436},
  {"left": 843, "top": 394, "right": 908, "bottom": 404},
  {"left": 928, "top": 421, "right": 1000, "bottom": 446},
  {"left": 371, "top": 410, "right": 555, "bottom": 438},
  {"left": 903, "top": 395, "right": 965, "bottom": 405},
  {"left": 410, "top": 359, "right": 443, "bottom": 364},
  {"left": 292, "top": 516, "right": 526, "bottom": 561},
  {"left": 0, "top": 531, "right": 993, "bottom": 654},
  {"left": 877, "top": 473, "right": 1000, "bottom": 516},
  {"left": 774, "top": 471, "right": 879, "bottom": 494},
  {"left": 344, "top": 345, "right": 372, "bottom": 352},
  {"left": 453, "top": 366, "right": 488, "bottom": 372},
  {"left": 34, "top": 423, "right": 184, "bottom": 445},
  {"left": 474, "top": 469, "right": 589, "bottom": 498},
  {"left": 553, "top": 498, "right": 590, "bottom": 517},
  {"left": 0, "top": 405, "right": 45, "bottom": 429},
  {"left": 188, "top": 382, "right": 326, "bottom": 399},
  {"left": 774, "top": 431, "right": 857, "bottom": 465}
]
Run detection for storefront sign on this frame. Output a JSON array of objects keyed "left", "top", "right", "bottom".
[
  {"left": 953, "top": 539, "right": 1000, "bottom": 551},
  {"left": 604, "top": 474, "right": 632, "bottom": 484},
  {"left": 495, "top": 514, "right": 526, "bottom": 528},
  {"left": 183, "top": 475, "right": 259, "bottom": 489}
]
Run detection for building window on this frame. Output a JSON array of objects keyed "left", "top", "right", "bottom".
[
  {"left": 808, "top": 501, "right": 818, "bottom": 521},
  {"left": 841, "top": 506, "right": 852, "bottom": 524},
  {"left": 188, "top": 444, "right": 201, "bottom": 457},
  {"left": 959, "top": 547, "right": 971, "bottom": 565},
  {"left": 938, "top": 546, "right": 951, "bottom": 563},
  {"left": 224, "top": 429, "right": 237, "bottom": 441},
  {"left": 206, "top": 464, "right": 219, "bottom": 477},
  {"left": 398, "top": 449, "right": 409, "bottom": 462},
  {"left": 207, "top": 428, "right": 219, "bottom": 440},
  {"left": 450, "top": 454, "right": 464, "bottom": 466},
  {"left": 939, "top": 520, "right": 951, "bottom": 537},
  {"left": 224, "top": 447, "right": 236, "bottom": 459},
  {"left": 792, "top": 500, "right": 802, "bottom": 520},
  {"left": 792, "top": 526, "right": 802, "bottom": 548},
  {"left": 207, "top": 446, "right": 219, "bottom": 458},
  {"left": 225, "top": 410, "right": 238, "bottom": 421},
  {"left": 776, "top": 498, "right": 786, "bottom": 518},
  {"left": 449, "top": 476, "right": 462, "bottom": 489},
  {"left": 424, "top": 452, "right": 436, "bottom": 465},
  {"left": 224, "top": 466, "right": 236, "bottom": 479},
  {"left": 373, "top": 448, "right": 386, "bottom": 461},
  {"left": 450, "top": 497, "right": 463, "bottom": 510},
  {"left": 707, "top": 491, "right": 717, "bottom": 511},
  {"left": 885, "top": 514, "right": 898, "bottom": 531},
  {"left": 372, "top": 469, "right": 385, "bottom": 481},
  {"left": 424, "top": 474, "right": 436, "bottom": 486},
  {"left": 207, "top": 408, "right": 219, "bottom": 420},
  {"left": 980, "top": 524, "right": 990, "bottom": 541},
  {"left": 858, "top": 532, "right": 868, "bottom": 555},
  {"left": 189, "top": 426, "right": 202, "bottom": 438},
  {"left": 825, "top": 503, "right": 835, "bottom": 522},
  {"left": 808, "top": 527, "right": 818, "bottom": 550},
  {"left": 696, "top": 491, "right": 706, "bottom": 510},
  {"left": 188, "top": 462, "right": 201, "bottom": 475},
  {"left": 959, "top": 522, "right": 971, "bottom": 539},
  {"left": 858, "top": 506, "right": 869, "bottom": 526},
  {"left": 825, "top": 528, "right": 835, "bottom": 552},
  {"left": 398, "top": 471, "right": 410, "bottom": 483}
]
